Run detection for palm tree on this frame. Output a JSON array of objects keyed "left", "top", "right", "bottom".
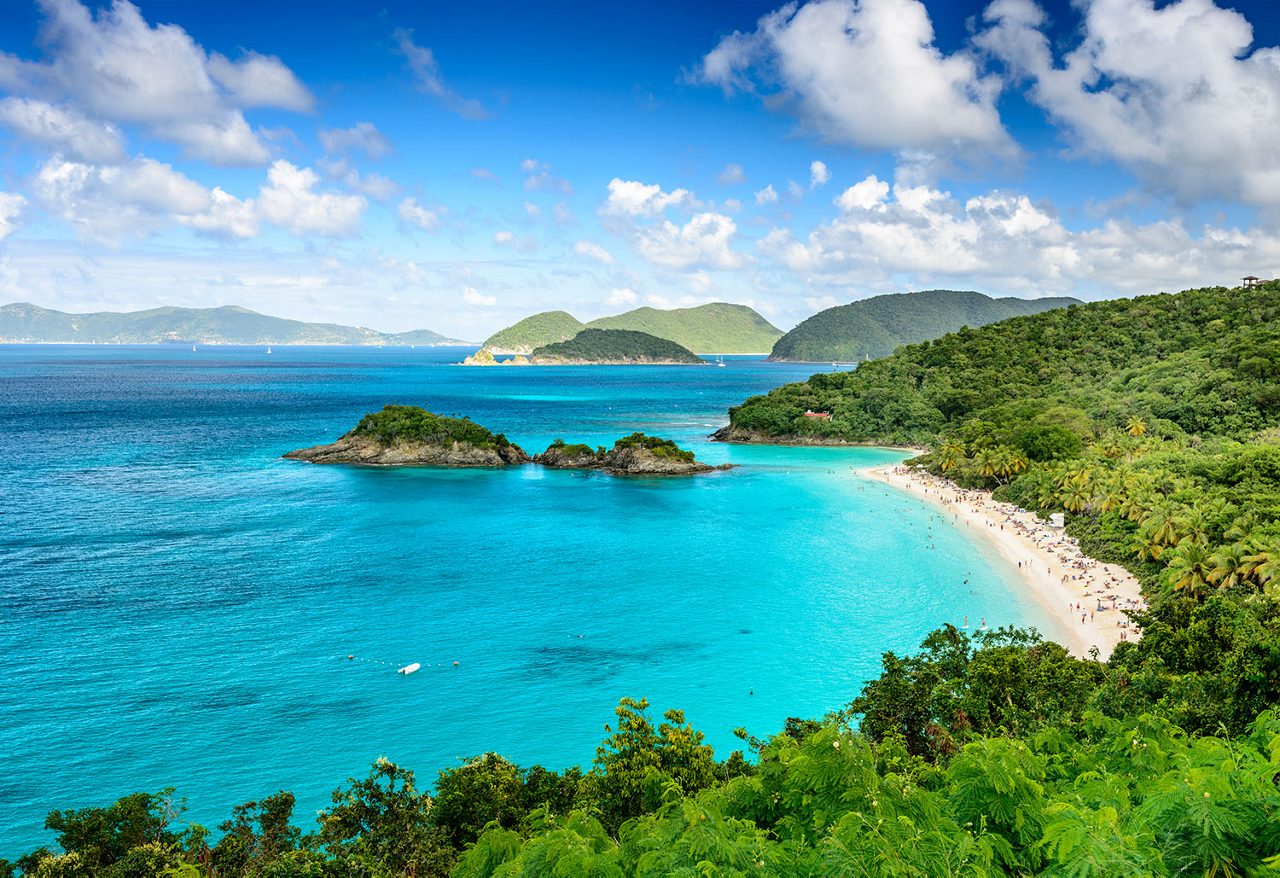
[
  {"left": 1207, "top": 542, "right": 1251, "bottom": 590},
  {"left": 1126, "top": 416, "right": 1147, "bottom": 437},
  {"left": 1164, "top": 539, "right": 1213, "bottom": 600},
  {"left": 1136, "top": 501, "right": 1186, "bottom": 558},
  {"left": 937, "top": 441, "right": 965, "bottom": 474},
  {"left": 1244, "top": 544, "right": 1279, "bottom": 587}
]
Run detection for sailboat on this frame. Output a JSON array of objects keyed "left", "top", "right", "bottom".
[
  {"left": 266, "top": 346, "right": 273, "bottom": 354},
  {"left": 716, "top": 355, "right": 725, "bottom": 367}
]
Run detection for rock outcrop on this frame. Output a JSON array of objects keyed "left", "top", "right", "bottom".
[
  {"left": 285, "top": 434, "right": 529, "bottom": 466},
  {"left": 535, "top": 435, "right": 729, "bottom": 476}
]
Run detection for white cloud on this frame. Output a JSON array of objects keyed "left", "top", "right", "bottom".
[
  {"left": 689, "top": 270, "right": 713, "bottom": 293},
  {"left": 636, "top": 212, "right": 744, "bottom": 269},
  {"left": 397, "top": 197, "right": 444, "bottom": 230},
  {"left": 604, "top": 178, "right": 695, "bottom": 217},
  {"left": 0, "top": 97, "right": 123, "bottom": 162},
  {"left": 0, "top": 193, "right": 27, "bottom": 240},
  {"left": 463, "top": 286, "right": 496, "bottom": 306},
  {"left": 810, "top": 160, "right": 830, "bottom": 188},
  {"left": 574, "top": 240, "right": 615, "bottom": 264},
  {"left": 493, "top": 229, "right": 537, "bottom": 253},
  {"left": 258, "top": 160, "right": 366, "bottom": 236},
  {"left": 521, "top": 159, "right": 572, "bottom": 195},
  {"left": 787, "top": 180, "right": 804, "bottom": 199},
  {"left": 700, "top": 0, "right": 1012, "bottom": 161},
  {"left": 32, "top": 155, "right": 254, "bottom": 240},
  {"left": 207, "top": 51, "right": 313, "bottom": 112},
  {"left": 393, "top": 28, "right": 487, "bottom": 119},
  {"left": 0, "top": 0, "right": 311, "bottom": 165},
  {"left": 178, "top": 187, "right": 258, "bottom": 239},
  {"left": 471, "top": 167, "right": 498, "bottom": 181},
  {"left": 978, "top": 0, "right": 1280, "bottom": 206},
  {"left": 523, "top": 201, "right": 541, "bottom": 218},
  {"left": 755, "top": 184, "right": 778, "bottom": 205},
  {"left": 836, "top": 175, "right": 890, "bottom": 211},
  {"left": 759, "top": 175, "right": 1280, "bottom": 295},
  {"left": 718, "top": 163, "right": 746, "bottom": 185},
  {"left": 607, "top": 287, "right": 638, "bottom": 306},
  {"left": 318, "top": 122, "right": 391, "bottom": 159},
  {"left": 317, "top": 157, "right": 400, "bottom": 202}
]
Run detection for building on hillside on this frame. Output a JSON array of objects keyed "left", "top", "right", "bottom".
[{"left": 803, "top": 410, "right": 832, "bottom": 420}]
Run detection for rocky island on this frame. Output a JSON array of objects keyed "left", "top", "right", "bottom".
[
  {"left": 528, "top": 329, "right": 705, "bottom": 365},
  {"left": 284, "top": 405, "right": 530, "bottom": 466},
  {"left": 286, "top": 408, "right": 724, "bottom": 475},
  {"left": 537, "top": 433, "right": 728, "bottom": 475}
]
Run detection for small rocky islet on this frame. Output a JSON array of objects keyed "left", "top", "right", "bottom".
[{"left": 285, "top": 405, "right": 727, "bottom": 476}]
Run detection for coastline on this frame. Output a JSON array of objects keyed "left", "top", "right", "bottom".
[{"left": 860, "top": 462, "right": 1143, "bottom": 660}]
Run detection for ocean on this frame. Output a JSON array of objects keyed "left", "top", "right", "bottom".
[{"left": 0, "top": 344, "right": 1062, "bottom": 854}]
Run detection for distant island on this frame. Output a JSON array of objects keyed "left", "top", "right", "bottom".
[
  {"left": 767, "top": 289, "right": 1079, "bottom": 362},
  {"left": 286, "top": 405, "right": 720, "bottom": 475},
  {"left": 528, "top": 329, "right": 704, "bottom": 365},
  {"left": 538, "top": 434, "right": 727, "bottom": 475},
  {"left": 0, "top": 302, "right": 470, "bottom": 346},
  {"left": 482, "top": 302, "right": 782, "bottom": 355}
]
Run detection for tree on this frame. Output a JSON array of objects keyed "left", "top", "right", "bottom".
[
  {"left": 1126, "top": 416, "right": 1148, "bottom": 437},
  {"left": 1164, "top": 539, "right": 1214, "bottom": 600}
]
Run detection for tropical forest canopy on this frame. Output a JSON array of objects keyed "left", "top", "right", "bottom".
[
  {"left": 529, "top": 329, "right": 704, "bottom": 364},
  {"left": 11, "top": 283, "right": 1280, "bottom": 877}
]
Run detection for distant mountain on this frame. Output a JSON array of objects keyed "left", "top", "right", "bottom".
[
  {"left": 482, "top": 302, "right": 783, "bottom": 355},
  {"left": 768, "top": 290, "right": 1081, "bottom": 362},
  {"left": 0, "top": 302, "right": 469, "bottom": 346},
  {"left": 530, "top": 329, "right": 705, "bottom": 365},
  {"left": 482, "top": 310, "right": 585, "bottom": 354}
]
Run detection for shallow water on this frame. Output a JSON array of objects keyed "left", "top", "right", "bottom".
[{"left": 0, "top": 345, "right": 1062, "bottom": 854}]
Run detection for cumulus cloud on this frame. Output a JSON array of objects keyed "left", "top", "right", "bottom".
[
  {"left": 718, "top": 163, "right": 746, "bottom": 185},
  {"left": 206, "top": 51, "right": 313, "bottom": 112},
  {"left": 700, "top": 0, "right": 1012, "bottom": 162},
  {"left": 463, "top": 286, "right": 496, "bottom": 306},
  {"left": 574, "top": 240, "right": 615, "bottom": 264},
  {"left": 258, "top": 160, "right": 366, "bottom": 236},
  {"left": 760, "top": 173, "right": 1280, "bottom": 295},
  {"left": 0, "top": 0, "right": 312, "bottom": 165},
  {"left": 810, "top": 160, "right": 830, "bottom": 188},
  {"left": 636, "top": 212, "right": 744, "bottom": 269},
  {"left": 0, "top": 97, "right": 123, "bottom": 162},
  {"left": 32, "top": 155, "right": 254, "bottom": 240},
  {"left": 397, "top": 196, "right": 444, "bottom": 230},
  {"left": 604, "top": 179, "right": 695, "bottom": 217},
  {"left": 317, "top": 157, "right": 400, "bottom": 202},
  {"left": 978, "top": 0, "right": 1280, "bottom": 206},
  {"left": 393, "top": 28, "right": 487, "bottom": 120},
  {"left": 318, "top": 122, "right": 391, "bottom": 159},
  {"left": 0, "top": 193, "right": 27, "bottom": 240},
  {"left": 755, "top": 184, "right": 779, "bottom": 205}
]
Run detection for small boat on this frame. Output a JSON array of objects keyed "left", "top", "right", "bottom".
[
  {"left": 716, "top": 355, "right": 726, "bottom": 367},
  {"left": 397, "top": 662, "right": 421, "bottom": 675},
  {"left": 266, "top": 346, "right": 273, "bottom": 354},
  {"left": 191, "top": 345, "right": 196, "bottom": 352}
]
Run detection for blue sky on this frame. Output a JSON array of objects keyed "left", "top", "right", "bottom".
[{"left": 1, "top": 0, "right": 1279, "bottom": 339}]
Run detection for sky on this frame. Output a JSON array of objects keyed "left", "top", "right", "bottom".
[{"left": 1, "top": 0, "right": 1280, "bottom": 339}]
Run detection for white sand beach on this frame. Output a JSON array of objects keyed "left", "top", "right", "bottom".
[{"left": 862, "top": 463, "right": 1144, "bottom": 660}]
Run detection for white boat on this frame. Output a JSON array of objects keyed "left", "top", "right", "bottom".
[
  {"left": 716, "top": 355, "right": 725, "bottom": 367},
  {"left": 266, "top": 346, "right": 273, "bottom": 354},
  {"left": 397, "top": 662, "right": 421, "bottom": 675},
  {"left": 191, "top": 345, "right": 196, "bottom": 352}
]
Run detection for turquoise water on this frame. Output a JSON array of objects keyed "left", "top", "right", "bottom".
[{"left": 0, "top": 345, "right": 1061, "bottom": 854}]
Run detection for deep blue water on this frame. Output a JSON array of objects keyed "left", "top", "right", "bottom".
[{"left": 0, "top": 345, "right": 1062, "bottom": 855}]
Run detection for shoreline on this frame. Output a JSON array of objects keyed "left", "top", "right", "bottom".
[{"left": 860, "top": 462, "right": 1143, "bottom": 660}]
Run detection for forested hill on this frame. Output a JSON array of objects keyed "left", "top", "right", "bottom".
[
  {"left": 586, "top": 303, "right": 782, "bottom": 353},
  {"left": 768, "top": 289, "right": 1079, "bottom": 362},
  {"left": 0, "top": 302, "right": 467, "bottom": 346},
  {"left": 529, "top": 328, "right": 704, "bottom": 364},
  {"left": 729, "top": 284, "right": 1280, "bottom": 446},
  {"left": 481, "top": 302, "right": 782, "bottom": 354}
]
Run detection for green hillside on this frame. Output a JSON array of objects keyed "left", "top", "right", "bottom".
[
  {"left": 530, "top": 328, "right": 704, "bottom": 364},
  {"left": 482, "top": 302, "right": 782, "bottom": 355},
  {"left": 587, "top": 302, "right": 782, "bottom": 353},
  {"left": 480, "top": 310, "right": 584, "bottom": 354},
  {"left": 0, "top": 302, "right": 467, "bottom": 345},
  {"left": 768, "top": 289, "right": 1079, "bottom": 362}
]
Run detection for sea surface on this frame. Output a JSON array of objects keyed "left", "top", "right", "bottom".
[{"left": 0, "top": 345, "right": 1064, "bottom": 854}]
